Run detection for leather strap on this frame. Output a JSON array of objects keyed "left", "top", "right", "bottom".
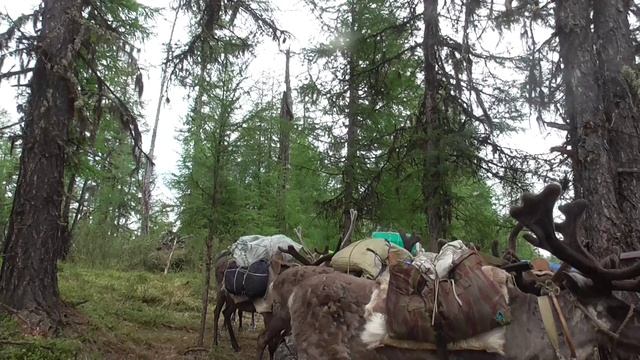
[
  {"left": 538, "top": 295, "right": 562, "bottom": 358},
  {"left": 538, "top": 295, "right": 578, "bottom": 360},
  {"left": 550, "top": 293, "right": 577, "bottom": 360}
]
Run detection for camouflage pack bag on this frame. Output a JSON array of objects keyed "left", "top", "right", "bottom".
[
  {"left": 435, "top": 250, "right": 511, "bottom": 342},
  {"left": 385, "top": 261, "right": 438, "bottom": 342}
]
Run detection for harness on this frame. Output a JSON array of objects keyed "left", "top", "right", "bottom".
[
  {"left": 537, "top": 280, "right": 637, "bottom": 360},
  {"left": 537, "top": 283, "right": 577, "bottom": 360}
]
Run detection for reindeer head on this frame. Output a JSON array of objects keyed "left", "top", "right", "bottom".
[{"left": 510, "top": 183, "right": 640, "bottom": 355}]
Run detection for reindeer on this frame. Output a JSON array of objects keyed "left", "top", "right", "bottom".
[
  {"left": 212, "top": 251, "right": 287, "bottom": 353},
  {"left": 213, "top": 243, "right": 333, "bottom": 353},
  {"left": 212, "top": 252, "right": 254, "bottom": 351},
  {"left": 287, "top": 184, "right": 640, "bottom": 360},
  {"left": 255, "top": 213, "right": 359, "bottom": 359}
]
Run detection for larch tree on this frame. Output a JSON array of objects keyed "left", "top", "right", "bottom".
[
  {"left": 277, "top": 49, "right": 294, "bottom": 233},
  {"left": 555, "top": 0, "right": 640, "bottom": 257},
  {"left": 0, "top": 0, "right": 151, "bottom": 329},
  {"left": 419, "top": 0, "right": 451, "bottom": 247},
  {"left": 0, "top": 0, "right": 85, "bottom": 330}
]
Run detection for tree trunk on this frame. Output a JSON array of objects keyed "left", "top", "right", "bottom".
[
  {"left": 195, "top": 48, "right": 212, "bottom": 348},
  {"left": 556, "top": 0, "right": 640, "bottom": 259},
  {"left": 277, "top": 49, "right": 293, "bottom": 233},
  {"left": 342, "top": 1, "right": 359, "bottom": 244},
  {"left": 140, "top": 3, "right": 181, "bottom": 236},
  {"left": 420, "top": 0, "right": 450, "bottom": 250},
  {"left": 59, "top": 172, "right": 77, "bottom": 260},
  {"left": 70, "top": 178, "right": 89, "bottom": 234},
  {"left": 590, "top": 0, "right": 640, "bottom": 256},
  {"left": 0, "top": 0, "right": 82, "bottom": 331}
]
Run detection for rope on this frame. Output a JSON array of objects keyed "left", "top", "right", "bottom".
[
  {"left": 573, "top": 300, "right": 620, "bottom": 340},
  {"left": 450, "top": 279, "right": 463, "bottom": 307},
  {"left": 232, "top": 268, "right": 240, "bottom": 295},
  {"left": 614, "top": 304, "right": 635, "bottom": 340},
  {"left": 432, "top": 278, "right": 440, "bottom": 326},
  {"left": 346, "top": 240, "right": 362, "bottom": 275}
]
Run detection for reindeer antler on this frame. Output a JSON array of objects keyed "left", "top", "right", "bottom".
[
  {"left": 278, "top": 245, "right": 312, "bottom": 266},
  {"left": 335, "top": 209, "right": 357, "bottom": 252},
  {"left": 510, "top": 183, "right": 640, "bottom": 291}
]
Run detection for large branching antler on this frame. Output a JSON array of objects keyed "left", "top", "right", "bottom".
[
  {"left": 278, "top": 245, "right": 312, "bottom": 266},
  {"left": 510, "top": 183, "right": 640, "bottom": 291},
  {"left": 277, "top": 244, "right": 335, "bottom": 266}
]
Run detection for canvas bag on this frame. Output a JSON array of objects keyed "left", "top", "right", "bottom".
[
  {"left": 223, "top": 258, "right": 271, "bottom": 298},
  {"left": 230, "top": 234, "right": 303, "bottom": 267},
  {"left": 435, "top": 250, "right": 512, "bottom": 342},
  {"left": 385, "top": 261, "right": 438, "bottom": 342},
  {"left": 330, "top": 238, "right": 413, "bottom": 279}
]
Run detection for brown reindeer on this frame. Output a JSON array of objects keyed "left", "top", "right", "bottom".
[
  {"left": 255, "top": 213, "right": 359, "bottom": 359},
  {"left": 253, "top": 246, "right": 343, "bottom": 359},
  {"left": 256, "top": 264, "right": 336, "bottom": 359},
  {"left": 213, "top": 245, "right": 325, "bottom": 354},
  {"left": 288, "top": 184, "right": 640, "bottom": 360},
  {"left": 212, "top": 251, "right": 284, "bottom": 353}
]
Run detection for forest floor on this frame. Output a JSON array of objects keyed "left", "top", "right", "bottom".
[{"left": 0, "top": 264, "right": 260, "bottom": 359}]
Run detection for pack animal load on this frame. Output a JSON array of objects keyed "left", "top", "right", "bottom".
[
  {"left": 223, "top": 258, "right": 270, "bottom": 298},
  {"left": 230, "top": 234, "right": 304, "bottom": 266},
  {"left": 385, "top": 241, "right": 512, "bottom": 344},
  {"left": 223, "top": 234, "right": 304, "bottom": 299},
  {"left": 330, "top": 238, "right": 413, "bottom": 279}
]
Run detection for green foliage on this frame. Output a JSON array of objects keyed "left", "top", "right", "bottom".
[
  {"left": 0, "top": 109, "right": 20, "bottom": 245},
  {"left": 0, "top": 0, "right": 538, "bottom": 274}
]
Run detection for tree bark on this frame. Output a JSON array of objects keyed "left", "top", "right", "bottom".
[
  {"left": 0, "top": 0, "right": 83, "bottom": 331},
  {"left": 591, "top": 0, "right": 640, "bottom": 256},
  {"left": 277, "top": 49, "right": 293, "bottom": 234},
  {"left": 342, "top": 1, "right": 359, "bottom": 244},
  {"left": 195, "top": 45, "right": 212, "bottom": 348},
  {"left": 421, "top": 0, "right": 450, "bottom": 250},
  {"left": 556, "top": 0, "right": 640, "bottom": 259}
]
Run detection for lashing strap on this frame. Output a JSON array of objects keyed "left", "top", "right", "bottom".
[
  {"left": 538, "top": 295, "right": 577, "bottom": 360},
  {"left": 538, "top": 295, "right": 562, "bottom": 358},
  {"left": 550, "top": 293, "right": 577, "bottom": 359}
]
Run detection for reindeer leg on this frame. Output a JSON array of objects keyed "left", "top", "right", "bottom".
[
  {"left": 223, "top": 303, "right": 241, "bottom": 352},
  {"left": 251, "top": 311, "right": 256, "bottom": 331},
  {"left": 256, "top": 314, "right": 286, "bottom": 360},
  {"left": 267, "top": 335, "right": 281, "bottom": 360},
  {"left": 213, "top": 290, "right": 225, "bottom": 347}
]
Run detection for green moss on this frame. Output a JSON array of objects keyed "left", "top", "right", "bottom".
[{"left": 0, "top": 263, "right": 262, "bottom": 359}]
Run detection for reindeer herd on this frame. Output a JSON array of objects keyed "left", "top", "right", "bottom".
[{"left": 212, "top": 184, "right": 640, "bottom": 360}]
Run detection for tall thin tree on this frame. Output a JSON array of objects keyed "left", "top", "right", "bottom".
[
  {"left": 141, "top": 3, "right": 181, "bottom": 236},
  {"left": 420, "top": 0, "right": 451, "bottom": 248},
  {"left": 277, "top": 49, "right": 293, "bottom": 233}
]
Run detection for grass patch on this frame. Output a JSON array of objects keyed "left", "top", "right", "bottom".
[{"left": 0, "top": 264, "right": 262, "bottom": 359}]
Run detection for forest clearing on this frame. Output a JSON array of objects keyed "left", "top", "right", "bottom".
[
  {"left": 0, "top": 265, "right": 260, "bottom": 359},
  {"left": 1, "top": 0, "right": 640, "bottom": 359}
]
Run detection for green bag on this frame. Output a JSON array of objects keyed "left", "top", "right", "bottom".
[{"left": 371, "top": 231, "right": 418, "bottom": 255}]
